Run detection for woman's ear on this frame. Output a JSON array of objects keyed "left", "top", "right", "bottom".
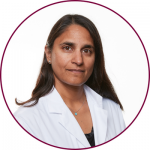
[{"left": 44, "top": 45, "right": 51, "bottom": 64}]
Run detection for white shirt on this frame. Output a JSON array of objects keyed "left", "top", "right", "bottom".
[{"left": 14, "top": 84, "right": 126, "bottom": 148}]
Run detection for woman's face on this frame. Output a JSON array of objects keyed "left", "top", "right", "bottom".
[{"left": 45, "top": 24, "right": 95, "bottom": 86}]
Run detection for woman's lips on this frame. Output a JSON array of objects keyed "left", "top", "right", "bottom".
[{"left": 67, "top": 69, "right": 85, "bottom": 73}]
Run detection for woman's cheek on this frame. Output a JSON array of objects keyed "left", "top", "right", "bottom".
[{"left": 52, "top": 53, "right": 66, "bottom": 72}]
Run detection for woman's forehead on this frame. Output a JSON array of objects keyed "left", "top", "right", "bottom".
[{"left": 54, "top": 24, "right": 94, "bottom": 46}]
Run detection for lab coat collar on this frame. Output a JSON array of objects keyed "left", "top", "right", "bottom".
[{"left": 47, "top": 84, "right": 108, "bottom": 147}]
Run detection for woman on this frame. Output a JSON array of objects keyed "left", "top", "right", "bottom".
[{"left": 14, "top": 14, "right": 126, "bottom": 148}]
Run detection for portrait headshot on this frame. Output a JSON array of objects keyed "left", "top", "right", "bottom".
[
  {"left": 14, "top": 14, "right": 125, "bottom": 148},
  {"left": 1, "top": 1, "right": 149, "bottom": 149}
]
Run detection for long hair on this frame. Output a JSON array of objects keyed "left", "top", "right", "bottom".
[{"left": 15, "top": 14, "right": 123, "bottom": 110}]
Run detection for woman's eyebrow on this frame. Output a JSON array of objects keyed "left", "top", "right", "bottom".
[
  {"left": 83, "top": 44, "right": 95, "bottom": 50},
  {"left": 59, "top": 42, "right": 75, "bottom": 46},
  {"left": 59, "top": 41, "right": 95, "bottom": 49}
]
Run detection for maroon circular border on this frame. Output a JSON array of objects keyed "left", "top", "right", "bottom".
[{"left": 0, "top": 0, "right": 150, "bottom": 149}]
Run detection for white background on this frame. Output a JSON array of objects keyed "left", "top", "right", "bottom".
[{"left": 0, "top": 0, "right": 150, "bottom": 150}]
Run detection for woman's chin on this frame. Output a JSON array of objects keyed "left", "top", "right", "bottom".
[
  {"left": 54, "top": 74, "right": 87, "bottom": 87},
  {"left": 63, "top": 80, "right": 85, "bottom": 87}
]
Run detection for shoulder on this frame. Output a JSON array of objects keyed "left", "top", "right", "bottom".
[
  {"left": 102, "top": 97, "right": 120, "bottom": 111},
  {"left": 13, "top": 105, "right": 36, "bottom": 134},
  {"left": 102, "top": 97, "right": 123, "bottom": 121},
  {"left": 102, "top": 98, "right": 126, "bottom": 134},
  {"left": 85, "top": 84, "right": 126, "bottom": 134},
  {"left": 14, "top": 103, "right": 38, "bottom": 120},
  {"left": 84, "top": 84, "right": 122, "bottom": 111},
  {"left": 14, "top": 97, "right": 47, "bottom": 117},
  {"left": 13, "top": 97, "right": 49, "bottom": 132}
]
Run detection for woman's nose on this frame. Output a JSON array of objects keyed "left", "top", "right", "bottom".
[{"left": 71, "top": 50, "right": 83, "bottom": 66}]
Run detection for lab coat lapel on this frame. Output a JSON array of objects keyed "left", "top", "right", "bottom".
[
  {"left": 48, "top": 86, "right": 91, "bottom": 148},
  {"left": 84, "top": 85, "right": 108, "bottom": 145},
  {"left": 59, "top": 106, "right": 91, "bottom": 147},
  {"left": 48, "top": 85, "right": 108, "bottom": 147}
]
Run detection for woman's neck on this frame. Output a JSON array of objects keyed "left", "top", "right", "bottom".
[{"left": 54, "top": 77, "right": 85, "bottom": 108}]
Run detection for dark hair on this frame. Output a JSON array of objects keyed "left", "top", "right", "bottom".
[{"left": 15, "top": 14, "right": 123, "bottom": 110}]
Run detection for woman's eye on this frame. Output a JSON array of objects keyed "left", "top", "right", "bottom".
[
  {"left": 63, "top": 46, "right": 72, "bottom": 51},
  {"left": 83, "top": 49, "right": 91, "bottom": 54}
]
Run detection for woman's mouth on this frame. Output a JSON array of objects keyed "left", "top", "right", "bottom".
[{"left": 67, "top": 69, "right": 85, "bottom": 73}]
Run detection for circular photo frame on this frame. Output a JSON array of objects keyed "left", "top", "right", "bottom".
[{"left": 1, "top": 0, "right": 149, "bottom": 149}]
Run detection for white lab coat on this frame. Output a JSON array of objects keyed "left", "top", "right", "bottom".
[{"left": 14, "top": 84, "right": 126, "bottom": 148}]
